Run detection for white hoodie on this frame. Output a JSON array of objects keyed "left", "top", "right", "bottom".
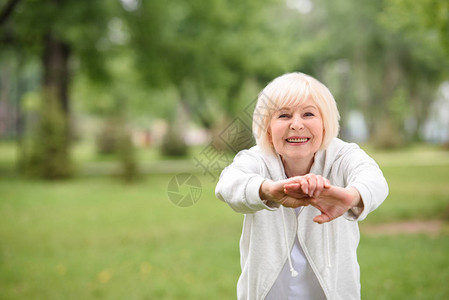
[{"left": 215, "top": 138, "right": 388, "bottom": 300}]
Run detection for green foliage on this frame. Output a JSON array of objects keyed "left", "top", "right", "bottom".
[
  {"left": 72, "top": 55, "right": 179, "bottom": 121},
  {"left": 160, "top": 102, "right": 189, "bottom": 157},
  {"left": 388, "top": 87, "right": 410, "bottom": 133},
  {"left": 379, "top": 0, "right": 449, "bottom": 58},
  {"left": 371, "top": 87, "right": 410, "bottom": 148},
  {"left": 2, "top": 0, "right": 449, "bottom": 157},
  {"left": 376, "top": 0, "right": 449, "bottom": 142},
  {"left": 307, "top": 0, "right": 448, "bottom": 144},
  {"left": 117, "top": 129, "right": 139, "bottom": 183},
  {"left": 2, "top": 0, "right": 115, "bottom": 82},
  {"left": 20, "top": 92, "right": 72, "bottom": 179},
  {"left": 371, "top": 118, "right": 404, "bottom": 149},
  {"left": 94, "top": 118, "right": 140, "bottom": 182},
  {"left": 1, "top": 1, "right": 123, "bottom": 180},
  {"left": 124, "top": 0, "right": 291, "bottom": 126},
  {"left": 96, "top": 119, "right": 122, "bottom": 155},
  {"left": 210, "top": 117, "right": 255, "bottom": 153},
  {"left": 160, "top": 123, "right": 188, "bottom": 157}
]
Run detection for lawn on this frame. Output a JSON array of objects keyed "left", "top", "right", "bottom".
[
  {"left": 359, "top": 235, "right": 449, "bottom": 300},
  {"left": 0, "top": 174, "right": 243, "bottom": 299},
  {"left": 0, "top": 143, "right": 449, "bottom": 299}
]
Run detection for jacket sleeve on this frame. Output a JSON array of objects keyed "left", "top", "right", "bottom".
[
  {"left": 215, "top": 149, "right": 279, "bottom": 214},
  {"left": 340, "top": 144, "right": 389, "bottom": 221}
]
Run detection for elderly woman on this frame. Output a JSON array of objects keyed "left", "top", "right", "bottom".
[{"left": 215, "top": 72, "right": 388, "bottom": 300}]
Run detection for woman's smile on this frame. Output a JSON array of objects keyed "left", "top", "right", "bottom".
[{"left": 285, "top": 136, "right": 310, "bottom": 144}]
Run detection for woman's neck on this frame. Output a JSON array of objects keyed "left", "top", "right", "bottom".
[{"left": 281, "top": 155, "right": 314, "bottom": 178}]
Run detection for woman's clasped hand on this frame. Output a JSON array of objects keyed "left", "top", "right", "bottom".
[{"left": 260, "top": 174, "right": 362, "bottom": 224}]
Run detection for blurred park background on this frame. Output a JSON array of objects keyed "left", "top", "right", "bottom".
[{"left": 1, "top": 0, "right": 449, "bottom": 299}]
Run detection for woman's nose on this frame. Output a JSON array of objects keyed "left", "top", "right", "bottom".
[{"left": 290, "top": 115, "right": 304, "bottom": 130}]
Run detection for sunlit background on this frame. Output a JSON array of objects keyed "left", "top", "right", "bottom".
[{"left": 1, "top": 0, "right": 449, "bottom": 299}]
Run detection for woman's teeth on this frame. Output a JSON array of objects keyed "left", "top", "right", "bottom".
[{"left": 286, "top": 138, "right": 308, "bottom": 143}]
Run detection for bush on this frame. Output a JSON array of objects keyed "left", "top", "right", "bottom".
[
  {"left": 371, "top": 117, "right": 405, "bottom": 149},
  {"left": 96, "top": 118, "right": 140, "bottom": 182},
  {"left": 117, "top": 130, "right": 139, "bottom": 182},
  {"left": 21, "top": 95, "right": 72, "bottom": 179},
  {"left": 210, "top": 118, "right": 255, "bottom": 154},
  {"left": 96, "top": 119, "right": 121, "bottom": 155},
  {"left": 160, "top": 124, "right": 188, "bottom": 157}
]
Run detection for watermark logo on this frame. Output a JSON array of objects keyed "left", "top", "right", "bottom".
[
  {"left": 167, "top": 92, "right": 278, "bottom": 206},
  {"left": 192, "top": 92, "right": 279, "bottom": 183},
  {"left": 167, "top": 173, "right": 202, "bottom": 207},
  {"left": 218, "top": 117, "right": 254, "bottom": 153},
  {"left": 193, "top": 142, "right": 234, "bottom": 182}
]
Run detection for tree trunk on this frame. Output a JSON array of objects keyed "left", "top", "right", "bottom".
[
  {"left": 43, "top": 32, "right": 71, "bottom": 116},
  {"left": 29, "top": 30, "right": 73, "bottom": 178}
]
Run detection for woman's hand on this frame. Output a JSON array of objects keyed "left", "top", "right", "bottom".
[
  {"left": 259, "top": 179, "right": 310, "bottom": 208},
  {"left": 284, "top": 174, "right": 331, "bottom": 198},
  {"left": 260, "top": 175, "right": 364, "bottom": 222},
  {"left": 285, "top": 183, "right": 363, "bottom": 224}
]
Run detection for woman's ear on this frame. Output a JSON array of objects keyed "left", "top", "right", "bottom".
[
  {"left": 319, "top": 128, "right": 326, "bottom": 149},
  {"left": 267, "top": 128, "right": 273, "bottom": 145}
]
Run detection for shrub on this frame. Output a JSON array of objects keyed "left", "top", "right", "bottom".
[
  {"left": 22, "top": 94, "right": 72, "bottom": 179},
  {"left": 117, "top": 129, "right": 139, "bottom": 182},
  {"left": 160, "top": 123, "right": 188, "bottom": 157}
]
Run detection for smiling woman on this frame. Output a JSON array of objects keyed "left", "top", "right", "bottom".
[
  {"left": 215, "top": 72, "right": 388, "bottom": 300},
  {"left": 253, "top": 73, "right": 340, "bottom": 155}
]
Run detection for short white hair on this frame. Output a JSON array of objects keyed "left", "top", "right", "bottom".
[{"left": 252, "top": 72, "right": 340, "bottom": 154}]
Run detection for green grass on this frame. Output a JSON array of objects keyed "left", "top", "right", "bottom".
[
  {"left": 365, "top": 143, "right": 449, "bottom": 167},
  {"left": 366, "top": 164, "right": 449, "bottom": 223},
  {"left": 1, "top": 143, "right": 449, "bottom": 299},
  {"left": 0, "top": 141, "right": 17, "bottom": 170},
  {"left": 0, "top": 174, "right": 242, "bottom": 299},
  {"left": 359, "top": 235, "right": 449, "bottom": 299}
]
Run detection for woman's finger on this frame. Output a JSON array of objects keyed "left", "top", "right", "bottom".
[
  {"left": 284, "top": 182, "right": 301, "bottom": 191},
  {"left": 280, "top": 196, "right": 310, "bottom": 208},
  {"left": 314, "top": 175, "right": 325, "bottom": 198},
  {"left": 313, "top": 213, "right": 331, "bottom": 224},
  {"left": 284, "top": 189, "right": 309, "bottom": 199},
  {"left": 306, "top": 175, "right": 316, "bottom": 197}
]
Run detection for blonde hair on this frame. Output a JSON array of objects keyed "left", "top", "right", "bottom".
[{"left": 252, "top": 72, "right": 340, "bottom": 154}]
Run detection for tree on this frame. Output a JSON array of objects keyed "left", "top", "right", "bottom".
[
  {"left": 0, "top": 0, "right": 115, "bottom": 177},
  {"left": 379, "top": 0, "right": 449, "bottom": 142},
  {"left": 122, "top": 0, "right": 294, "bottom": 153}
]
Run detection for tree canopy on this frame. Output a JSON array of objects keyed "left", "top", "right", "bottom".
[{"left": 1, "top": 0, "right": 448, "bottom": 177}]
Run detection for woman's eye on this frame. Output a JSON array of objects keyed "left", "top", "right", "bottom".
[
  {"left": 304, "top": 112, "right": 315, "bottom": 117},
  {"left": 279, "top": 114, "right": 290, "bottom": 118}
]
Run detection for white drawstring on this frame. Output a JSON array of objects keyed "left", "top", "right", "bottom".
[{"left": 281, "top": 207, "right": 298, "bottom": 277}]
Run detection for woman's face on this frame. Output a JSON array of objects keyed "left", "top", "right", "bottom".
[{"left": 268, "top": 96, "right": 324, "bottom": 164}]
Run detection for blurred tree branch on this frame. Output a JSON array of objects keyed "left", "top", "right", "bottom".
[{"left": 0, "top": 0, "right": 21, "bottom": 27}]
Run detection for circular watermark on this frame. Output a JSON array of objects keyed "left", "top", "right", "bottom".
[{"left": 167, "top": 173, "right": 202, "bottom": 207}]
